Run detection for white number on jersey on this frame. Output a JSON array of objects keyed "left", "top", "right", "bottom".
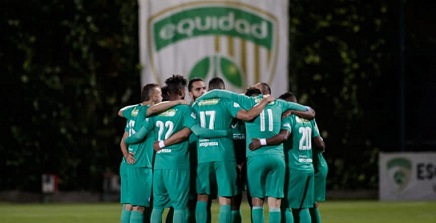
[
  {"left": 260, "top": 109, "right": 273, "bottom": 132},
  {"left": 156, "top": 120, "right": 175, "bottom": 140},
  {"left": 199, "top": 111, "right": 216, "bottom": 129},
  {"left": 298, "top": 127, "right": 312, "bottom": 150},
  {"left": 128, "top": 120, "right": 136, "bottom": 136}
]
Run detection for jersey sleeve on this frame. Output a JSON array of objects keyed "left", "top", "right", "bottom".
[
  {"left": 281, "top": 116, "right": 293, "bottom": 134},
  {"left": 311, "top": 119, "right": 321, "bottom": 138},
  {"left": 125, "top": 118, "right": 153, "bottom": 144},
  {"left": 226, "top": 99, "right": 245, "bottom": 118},
  {"left": 279, "top": 100, "right": 308, "bottom": 112},
  {"left": 190, "top": 124, "right": 232, "bottom": 138},
  {"left": 182, "top": 106, "right": 197, "bottom": 129},
  {"left": 197, "top": 89, "right": 254, "bottom": 110},
  {"left": 120, "top": 104, "right": 137, "bottom": 119}
]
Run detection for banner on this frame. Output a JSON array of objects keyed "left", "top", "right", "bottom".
[
  {"left": 379, "top": 152, "right": 436, "bottom": 200},
  {"left": 139, "top": 0, "right": 289, "bottom": 97}
]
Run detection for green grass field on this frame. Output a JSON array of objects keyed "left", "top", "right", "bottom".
[{"left": 1, "top": 200, "right": 435, "bottom": 223}]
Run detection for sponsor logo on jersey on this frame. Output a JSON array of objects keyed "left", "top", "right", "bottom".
[
  {"left": 296, "top": 116, "right": 310, "bottom": 123},
  {"left": 198, "top": 99, "right": 220, "bottom": 106},
  {"left": 157, "top": 148, "right": 172, "bottom": 153},
  {"left": 158, "top": 109, "right": 177, "bottom": 117},
  {"left": 198, "top": 139, "right": 219, "bottom": 147}
]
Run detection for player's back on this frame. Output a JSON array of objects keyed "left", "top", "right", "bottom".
[
  {"left": 245, "top": 99, "right": 288, "bottom": 157},
  {"left": 152, "top": 104, "right": 195, "bottom": 170},
  {"left": 122, "top": 104, "right": 153, "bottom": 168},
  {"left": 283, "top": 115, "right": 317, "bottom": 170},
  {"left": 193, "top": 98, "right": 240, "bottom": 163}
]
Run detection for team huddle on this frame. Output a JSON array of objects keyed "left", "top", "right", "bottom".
[{"left": 117, "top": 74, "right": 328, "bottom": 223}]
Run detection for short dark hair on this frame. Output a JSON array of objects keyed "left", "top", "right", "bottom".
[
  {"left": 208, "top": 77, "right": 225, "bottom": 90},
  {"left": 161, "top": 85, "right": 169, "bottom": 101},
  {"left": 258, "top": 82, "right": 271, "bottom": 94},
  {"left": 245, "top": 87, "right": 262, "bottom": 97},
  {"left": 278, "top": 92, "right": 296, "bottom": 102},
  {"left": 165, "top": 74, "right": 187, "bottom": 96},
  {"left": 141, "top": 83, "right": 159, "bottom": 101},
  {"left": 188, "top": 77, "right": 203, "bottom": 92}
]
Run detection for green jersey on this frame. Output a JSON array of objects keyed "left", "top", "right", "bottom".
[
  {"left": 145, "top": 104, "right": 196, "bottom": 170},
  {"left": 244, "top": 98, "right": 300, "bottom": 157},
  {"left": 282, "top": 115, "right": 320, "bottom": 170},
  {"left": 121, "top": 104, "right": 154, "bottom": 168},
  {"left": 192, "top": 98, "right": 243, "bottom": 163}
]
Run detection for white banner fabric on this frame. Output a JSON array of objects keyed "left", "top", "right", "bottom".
[
  {"left": 379, "top": 152, "right": 436, "bottom": 200},
  {"left": 139, "top": 0, "right": 289, "bottom": 97}
]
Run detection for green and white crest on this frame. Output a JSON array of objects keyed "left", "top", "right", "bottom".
[{"left": 140, "top": 0, "right": 288, "bottom": 95}]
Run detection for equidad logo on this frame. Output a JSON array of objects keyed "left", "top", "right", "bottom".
[{"left": 387, "top": 157, "right": 412, "bottom": 191}]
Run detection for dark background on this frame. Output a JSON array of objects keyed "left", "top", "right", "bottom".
[{"left": 1, "top": 0, "right": 435, "bottom": 192}]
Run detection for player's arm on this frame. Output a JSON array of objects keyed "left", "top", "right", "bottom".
[
  {"left": 249, "top": 129, "right": 290, "bottom": 151},
  {"left": 236, "top": 95, "right": 275, "bottom": 121},
  {"left": 124, "top": 120, "right": 152, "bottom": 145},
  {"left": 118, "top": 104, "right": 136, "bottom": 118},
  {"left": 312, "top": 120, "right": 325, "bottom": 152},
  {"left": 120, "top": 131, "right": 135, "bottom": 164},
  {"left": 190, "top": 124, "right": 232, "bottom": 138},
  {"left": 281, "top": 101, "right": 315, "bottom": 120},
  {"left": 313, "top": 136, "right": 325, "bottom": 152},
  {"left": 195, "top": 89, "right": 254, "bottom": 109},
  {"left": 154, "top": 127, "right": 192, "bottom": 152},
  {"left": 282, "top": 106, "right": 316, "bottom": 120},
  {"left": 146, "top": 100, "right": 190, "bottom": 116}
]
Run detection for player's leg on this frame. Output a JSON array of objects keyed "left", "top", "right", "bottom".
[
  {"left": 215, "top": 161, "right": 237, "bottom": 223},
  {"left": 288, "top": 169, "right": 315, "bottom": 223},
  {"left": 130, "top": 167, "right": 153, "bottom": 223},
  {"left": 166, "top": 169, "right": 190, "bottom": 223},
  {"left": 265, "top": 155, "right": 286, "bottom": 223},
  {"left": 150, "top": 170, "right": 168, "bottom": 223},
  {"left": 246, "top": 156, "right": 267, "bottom": 223},
  {"left": 196, "top": 163, "right": 213, "bottom": 223},
  {"left": 120, "top": 162, "right": 132, "bottom": 223}
]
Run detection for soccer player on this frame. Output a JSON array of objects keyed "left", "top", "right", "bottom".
[
  {"left": 118, "top": 83, "right": 189, "bottom": 223},
  {"left": 191, "top": 77, "right": 274, "bottom": 223},
  {"left": 197, "top": 89, "right": 314, "bottom": 223},
  {"left": 119, "top": 130, "right": 134, "bottom": 223},
  {"left": 187, "top": 77, "right": 207, "bottom": 223}
]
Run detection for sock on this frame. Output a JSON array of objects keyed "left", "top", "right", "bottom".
[
  {"left": 173, "top": 209, "right": 186, "bottom": 223},
  {"left": 251, "top": 206, "right": 264, "bottom": 223},
  {"left": 281, "top": 208, "right": 293, "bottom": 223},
  {"left": 218, "top": 205, "right": 231, "bottom": 223},
  {"left": 269, "top": 208, "right": 281, "bottom": 223},
  {"left": 121, "top": 208, "right": 132, "bottom": 223},
  {"left": 130, "top": 210, "right": 144, "bottom": 223},
  {"left": 299, "top": 208, "right": 311, "bottom": 223},
  {"left": 150, "top": 208, "right": 164, "bottom": 223},
  {"left": 195, "top": 201, "right": 208, "bottom": 223},
  {"left": 309, "top": 207, "right": 321, "bottom": 223},
  {"left": 232, "top": 210, "right": 242, "bottom": 223},
  {"left": 207, "top": 201, "right": 212, "bottom": 223},
  {"left": 166, "top": 208, "right": 174, "bottom": 223}
]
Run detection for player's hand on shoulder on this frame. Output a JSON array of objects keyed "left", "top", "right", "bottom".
[{"left": 263, "top": 94, "right": 275, "bottom": 103}]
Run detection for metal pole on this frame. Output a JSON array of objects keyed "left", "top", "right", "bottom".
[{"left": 399, "top": 0, "right": 406, "bottom": 151}]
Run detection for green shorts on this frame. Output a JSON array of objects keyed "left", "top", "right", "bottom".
[
  {"left": 153, "top": 169, "right": 190, "bottom": 210},
  {"left": 196, "top": 161, "right": 237, "bottom": 197},
  {"left": 287, "top": 167, "right": 314, "bottom": 209},
  {"left": 314, "top": 164, "right": 328, "bottom": 202},
  {"left": 247, "top": 155, "right": 285, "bottom": 199},
  {"left": 128, "top": 167, "right": 152, "bottom": 207},
  {"left": 119, "top": 162, "right": 130, "bottom": 204}
]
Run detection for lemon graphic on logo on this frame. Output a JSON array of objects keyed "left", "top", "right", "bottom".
[{"left": 189, "top": 55, "right": 243, "bottom": 88}]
